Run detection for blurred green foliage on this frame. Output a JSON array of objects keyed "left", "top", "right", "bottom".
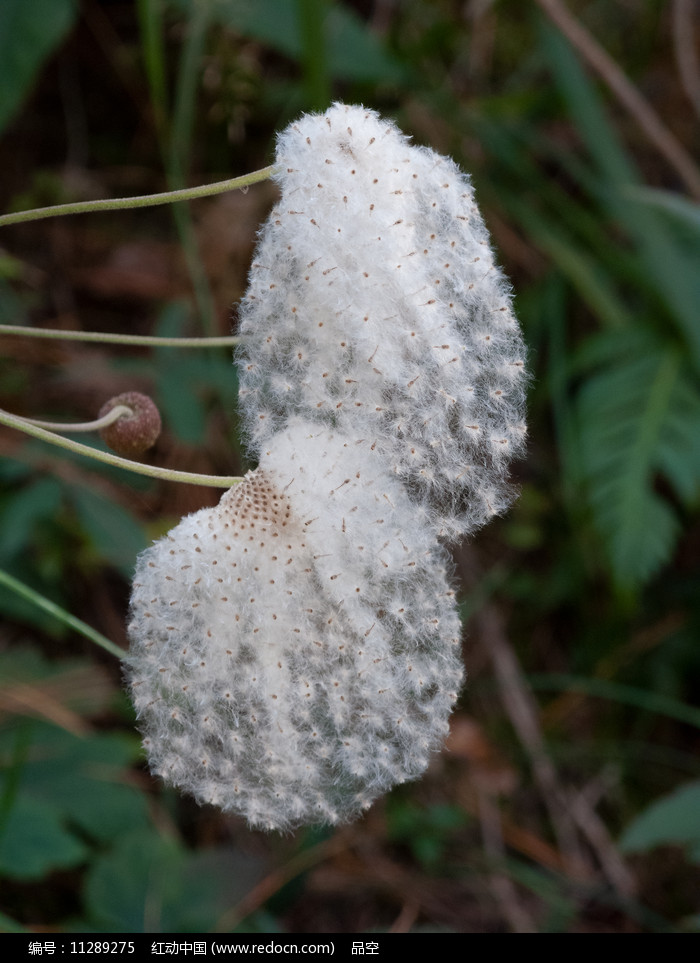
[
  {"left": 621, "top": 780, "right": 700, "bottom": 862},
  {"left": 1, "top": 0, "right": 699, "bottom": 935},
  {"left": 0, "top": 0, "right": 78, "bottom": 135},
  {"left": 386, "top": 798, "right": 470, "bottom": 872}
]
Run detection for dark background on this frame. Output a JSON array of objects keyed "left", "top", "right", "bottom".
[{"left": 0, "top": 0, "right": 699, "bottom": 934}]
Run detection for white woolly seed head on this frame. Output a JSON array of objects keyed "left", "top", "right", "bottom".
[
  {"left": 237, "top": 102, "right": 527, "bottom": 540},
  {"left": 126, "top": 421, "right": 463, "bottom": 832}
]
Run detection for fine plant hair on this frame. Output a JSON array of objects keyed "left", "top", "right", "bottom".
[
  {"left": 0, "top": 105, "right": 527, "bottom": 833},
  {"left": 123, "top": 104, "right": 527, "bottom": 831},
  {"left": 126, "top": 420, "right": 463, "bottom": 832},
  {"left": 237, "top": 103, "right": 527, "bottom": 541}
]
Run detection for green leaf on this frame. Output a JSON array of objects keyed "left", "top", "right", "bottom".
[
  {"left": 297, "top": 0, "right": 331, "bottom": 109},
  {"left": 386, "top": 799, "right": 468, "bottom": 870},
  {"left": 538, "top": 15, "right": 700, "bottom": 369},
  {"left": 323, "top": 2, "right": 405, "bottom": 84},
  {"left": 502, "top": 196, "right": 632, "bottom": 330},
  {"left": 0, "top": 457, "right": 31, "bottom": 484},
  {"left": 472, "top": 120, "right": 637, "bottom": 332},
  {"left": 536, "top": 15, "right": 636, "bottom": 187},
  {"left": 16, "top": 726, "right": 149, "bottom": 844},
  {"left": 155, "top": 355, "right": 208, "bottom": 444},
  {"left": 152, "top": 302, "right": 207, "bottom": 443},
  {"left": 576, "top": 332, "right": 700, "bottom": 588},
  {"left": 70, "top": 486, "right": 147, "bottom": 579},
  {"left": 528, "top": 674, "right": 700, "bottom": 731},
  {"left": 656, "top": 376, "right": 700, "bottom": 507},
  {"left": 84, "top": 829, "right": 264, "bottom": 932},
  {"left": 624, "top": 187, "right": 700, "bottom": 237},
  {"left": 0, "top": 476, "right": 62, "bottom": 563},
  {"left": 150, "top": 302, "right": 239, "bottom": 445},
  {"left": 0, "top": 909, "right": 27, "bottom": 933},
  {"left": 0, "top": 649, "right": 148, "bottom": 848},
  {"left": 503, "top": 861, "right": 577, "bottom": 933},
  {"left": 0, "top": 794, "right": 87, "bottom": 880},
  {"left": 0, "top": 0, "right": 78, "bottom": 135},
  {"left": 196, "top": 0, "right": 404, "bottom": 84},
  {"left": 620, "top": 781, "right": 700, "bottom": 856},
  {"left": 0, "top": 277, "right": 29, "bottom": 324},
  {"left": 85, "top": 829, "right": 186, "bottom": 933}
]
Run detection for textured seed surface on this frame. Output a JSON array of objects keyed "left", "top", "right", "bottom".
[
  {"left": 126, "top": 422, "right": 463, "bottom": 831},
  {"left": 237, "top": 103, "right": 527, "bottom": 540}
]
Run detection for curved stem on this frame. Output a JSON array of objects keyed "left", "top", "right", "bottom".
[
  {"left": 0, "top": 165, "right": 277, "bottom": 227},
  {"left": 0, "top": 409, "right": 243, "bottom": 488},
  {"left": 21, "top": 405, "right": 132, "bottom": 433},
  {"left": 0, "top": 324, "right": 240, "bottom": 347},
  {"left": 0, "top": 568, "right": 125, "bottom": 659}
]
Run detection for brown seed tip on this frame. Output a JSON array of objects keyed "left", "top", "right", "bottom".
[{"left": 99, "top": 392, "right": 161, "bottom": 456}]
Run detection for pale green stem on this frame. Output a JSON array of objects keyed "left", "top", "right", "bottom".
[
  {"left": 169, "top": 2, "right": 210, "bottom": 185},
  {"left": 298, "top": 0, "right": 332, "bottom": 110},
  {"left": 0, "top": 568, "right": 125, "bottom": 659},
  {"left": 167, "top": 2, "right": 217, "bottom": 335},
  {"left": 21, "top": 404, "right": 131, "bottom": 433},
  {"left": 0, "top": 166, "right": 277, "bottom": 227},
  {"left": 136, "top": 0, "right": 168, "bottom": 144},
  {"left": 0, "top": 409, "right": 243, "bottom": 488},
  {"left": 0, "top": 325, "right": 240, "bottom": 347}
]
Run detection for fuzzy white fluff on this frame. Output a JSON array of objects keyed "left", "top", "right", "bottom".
[
  {"left": 126, "top": 420, "right": 463, "bottom": 832},
  {"left": 237, "top": 103, "right": 527, "bottom": 539},
  {"left": 127, "top": 104, "right": 528, "bottom": 831}
]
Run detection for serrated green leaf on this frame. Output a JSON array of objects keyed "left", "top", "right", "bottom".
[
  {"left": 656, "top": 377, "right": 700, "bottom": 506},
  {"left": 0, "top": 0, "right": 78, "bottom": 135},
  {"left": 620, "top": 781, "right": 700, "bottom": 854},
  {"left": 577, "top": 333, "right": 700, "bottom": 588}
]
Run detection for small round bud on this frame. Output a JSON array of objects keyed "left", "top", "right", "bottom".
[{"left": 99, "top": 392, "right": 161, "bottom": 456}]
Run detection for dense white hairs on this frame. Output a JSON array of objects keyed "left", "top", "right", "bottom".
[
  {"left": 126, "top": 104, "right": 527, "bottom": 831},
  {"left": 126, "top": 421, "right": 462, "bottom": 832},
  {"left": 237, "top": 103, "right": 527, "bottom": 540}
]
